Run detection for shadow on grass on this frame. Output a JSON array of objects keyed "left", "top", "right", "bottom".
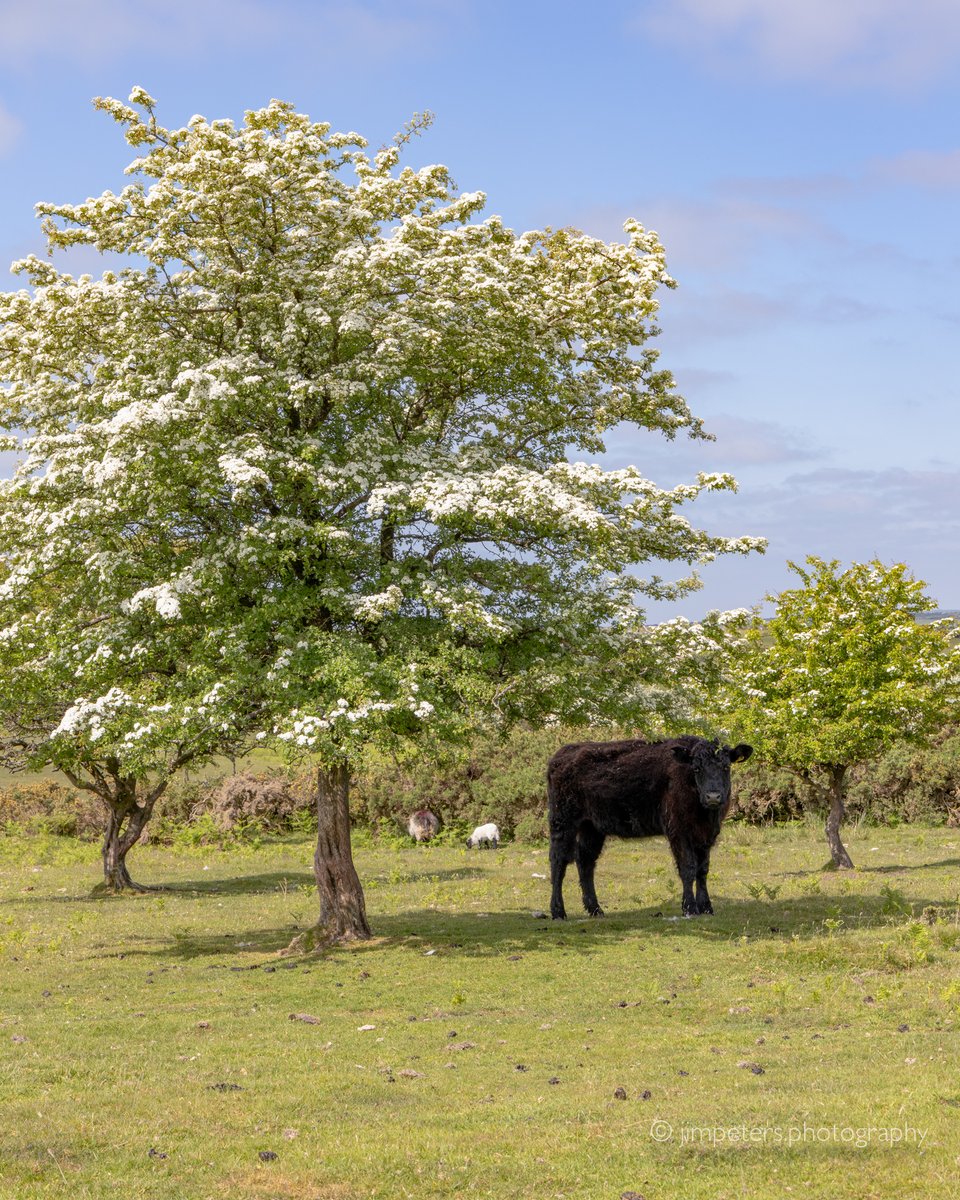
[
  {"left": 858, "top": 856, "right": 960, "bottom": 874},
  {"left": 362, "top": 891, "right": 956, "bottom": 955},
  {"left": 0, "top": 870, "right": 318, "bottom": 906},
  {"left": 1, "top": 865, "right": 489, "bottom": 906},
  {"left": 163, "top": 864, "right": 487, "bottom": 895},
  {"left": 96, "top": 889, "right": 956, "bottom": 966},
  {"left": 164, "top": 870, "right": 312, "bottom": 896},
  {"left": 770, "top": 855, "right": 960, "bottom": 879}
]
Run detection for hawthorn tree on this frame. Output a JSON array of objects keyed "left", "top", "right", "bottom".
[
  {"left": 627, "top": 607, "right": 755, "bottom": 736},
  {"left": 0, "top": 90, "right": 763, "bottom": 940},
  {"left": 0, "top": 688, "right": 255, "bottom": 892},
  {"left": 0, "top": 530, "right": 262, "bottom": 889},
  {"left": 727, "top": 558, "right": 959, "bottom": 868}
]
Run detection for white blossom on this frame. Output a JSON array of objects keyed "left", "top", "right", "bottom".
[{"left": 0, "top": 90, "right": 767, "bottom": 783}]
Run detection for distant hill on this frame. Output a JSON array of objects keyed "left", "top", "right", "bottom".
[{"left": 918, "top": 610, "right": 960, "bottom": 626}]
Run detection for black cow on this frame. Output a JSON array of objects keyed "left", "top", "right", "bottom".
[{"left": 546, "top": 735, "right": 752, "bottom": 919}]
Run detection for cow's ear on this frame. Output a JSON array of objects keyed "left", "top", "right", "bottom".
[
  {"left": 672, "top": 745, "right": 692, "bottom": 764},
  {"left": 727, "top": 743, "right": 753, "bottom": 763}
]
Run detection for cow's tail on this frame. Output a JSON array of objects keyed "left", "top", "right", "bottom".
[
  {"left": 545, "top": 765, "right": 576, "bottom": 861},
  {"left": 546, "top": 764, "right": 558, "bottom": 829}
]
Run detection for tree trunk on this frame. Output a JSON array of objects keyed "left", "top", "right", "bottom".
[
  {"left": 95, "top": 782, "right": 160, "bottom": 893},
  {"left": 101, "top": 808, "right": 137, "bottom": 890},
  {"left": 287, "top": 762, "right": 371, "bottom": 952},
  {"left": 825, "top": 765, "right": 854, "bottom": 870}
]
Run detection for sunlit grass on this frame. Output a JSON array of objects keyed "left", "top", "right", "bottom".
[{"left": 1, "top": 822, "right": 959, "bottom": 1198}]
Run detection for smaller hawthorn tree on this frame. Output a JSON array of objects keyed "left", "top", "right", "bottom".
[
  {"left": 0, "top": 661, "right": 258, "bottom": 892},
  {"left": 0, "top": 531, "right": 260, "bottom": 890},
  {"left": 727, "top": 558, "right": 960, "bottom": 868}
]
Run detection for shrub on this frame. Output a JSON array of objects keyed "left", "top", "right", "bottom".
[
  {"left": 845, "top": 728, "right": 960, "bottom": 825},
  {"left": 351, "top": 725, "right": 571, "bottom": 838},
  {"left": 203, "top": 770, "right": 311, "bottom": 831},
  {"left": 512, "top": 810, "right": 548, "bottom": 843},
  {"left": 0, "top": 780, "right": 103, "bottom": 840},
  {"left": 729, "top": 727, "right": 960, "bottom": 826},
  {"left": 730, "top": 761, "right": 806, "bottom": 824},
  {"left": 145, "top": 777, "right": 216, "bottom": 843},
  {"left": 351, "top": 754, "right": 473, "bottom": 833},
  {"left": 169, "top": 811, "right": 264, "bottom": 850},
  {"left": 5, "top": 722, "right": 959, "bottom": 846},
  {"left": 147, "top": 769, "right": 315, "bottom": 843}
]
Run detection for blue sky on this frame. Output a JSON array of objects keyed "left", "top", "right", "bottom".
[{"left": 1, "top": 0, "right": 958, "bottom": 617}]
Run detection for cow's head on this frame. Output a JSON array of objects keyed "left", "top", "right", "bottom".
[{"left": 672, "top": 739, "right": 753, "bottom": 810}]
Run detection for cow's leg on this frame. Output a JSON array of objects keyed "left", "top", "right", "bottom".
[
  {"left": 549, "top": 827, "right": 577, "bottom": 920},
  {"left": 694, "top": 846, "right": 713, "bottom": 915},
  {"left": 668, "top": 836, "right": 699, "bottom": 916},
  {"left": 575, "top": 822, "right": 607, "bottom": 917}
]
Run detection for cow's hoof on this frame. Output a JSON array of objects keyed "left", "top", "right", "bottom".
[
  {"left": 551, "top": 911, "right": 567, "bottom": 921},
  {"left": 588, "top": 907, "right": 605, "bottom": 918}
]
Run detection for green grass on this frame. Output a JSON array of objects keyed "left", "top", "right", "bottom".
[{"left": 1, "top": 821, "right": 960, "bottom": 1199}]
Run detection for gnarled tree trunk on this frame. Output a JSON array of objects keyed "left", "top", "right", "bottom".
[
  {"left": 99, "top": 790, "right": 157, "bottom": 892},
  {"left": 102, "top": 807, "right": 138, "bottom": 891},
  {"left": 287, "top": 761, "right": 370, "bottom": 952},
  {"left": 824, "top": 764, "right": 854, "bottom": 870},
  {"left": 67, "top": 767, "right": 168, "bottom": 894}
]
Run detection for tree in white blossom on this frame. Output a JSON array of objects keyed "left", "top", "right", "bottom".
[
  {"left": 626, "top": 607, "right": 755, "bottom": 736},
  {"left": 0, "top": 549, "right": 263, "bottom": 889},
  {"left": 725, "top": 558, "right": 959, "bottom": 868},
  {"left": 0, "top": 90, "right": 763, "bottom": 936}
]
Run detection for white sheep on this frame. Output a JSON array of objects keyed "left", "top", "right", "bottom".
[{"left": 466, "top": 822, "right": 500, "bottom": 849}]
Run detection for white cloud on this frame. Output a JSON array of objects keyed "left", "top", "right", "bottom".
[
  {"left": 610, "top": 413, "right": 825, "bottom": 479},
  {"left": 661, "top": 284, "right": 888, "bottom": 344},
  {"left": 700, "top": 415, "right": 824, "bottom": 466},
  {"left": 873, "top": 149, "right": 960, "bottom": 189},
  {"left": 643, "top": 463, "right": 960, "bottom": 616},
  {"left": 645, "top": 196, "right": 828, "bottom": 272},
  {"left": 710, "top": 153, "right": 960, "bottom": 197},
  {"left": 667, "top": 366, "right": 738, "bottom": 394},
  {"left": 574, "top": 195, "right": 829, "bottom": 273},
  {"left": 0, "top": 101, "right": 21, "bottom": 156},
  {"left": 0, "top": 0, "right": 463, "bottom": 65},
  {"left": 744, "top": 465, "right": 960, "bottom": 579},
  {"left": 638, "top": 0, "right": 960, "bottom": 90},
  {"left": 0, "top": 0, "right": 257, "bottom": 62}
]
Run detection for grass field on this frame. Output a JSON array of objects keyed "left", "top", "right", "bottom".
[{"left": 1, "top": 821, "right": 959, "bottom": 1199}]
